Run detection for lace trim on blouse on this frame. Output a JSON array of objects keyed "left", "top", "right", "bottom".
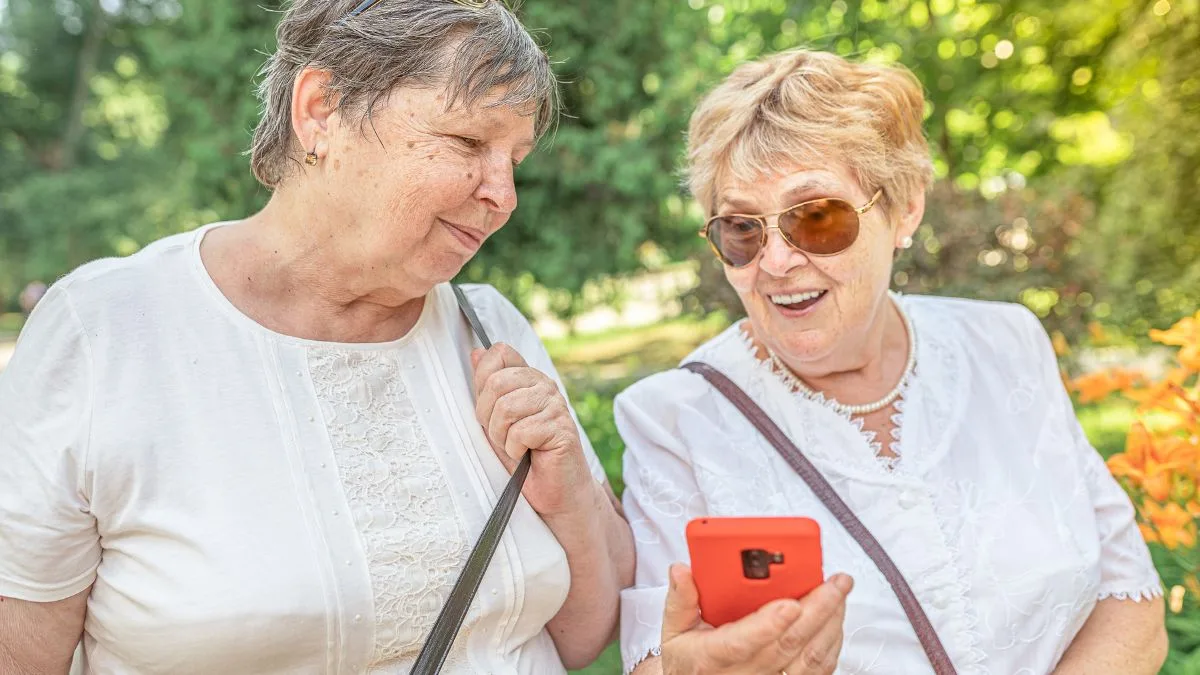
[
  {"left": 730, "top": 323, "right": 910, "bottom": 472},
  {"left": 310, "top": 349, "right": 471, "bottom": 669}
]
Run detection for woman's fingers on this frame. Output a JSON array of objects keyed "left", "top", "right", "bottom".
[
  {"left": 661, "top": 564, "right": 705, "bottom": 643},
  {"left": 780, "top": 576, "right": 852, "bottom": 673},
  {"left": 703, "top": 599, "right": 806, "bottom": 667},
  {"left": 769, "top": 575, "right": 852, "bottom": 670},
  {"left": 701, "top": 574, "right": 852, "bottom": 670},
  {"left": 471, "top": 343, "right": 528, "bottom": 397}
]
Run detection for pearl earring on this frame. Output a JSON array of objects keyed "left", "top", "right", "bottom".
[{"left": 900, "top": 236, "right": 913, "bottom": 249}]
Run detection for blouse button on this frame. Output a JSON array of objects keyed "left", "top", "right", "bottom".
[
  {"left": 898, "top": 490, "right": 919, "bottom": 509},
  {"left": 932, "top": 591, "right": 951, "bottom": 610},
  {"left": 354, "top": 614, "right": 362, "bottom": 623}
]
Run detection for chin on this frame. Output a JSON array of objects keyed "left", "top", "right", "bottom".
[{"left": 760, "top": 323, "right": 836, "bottom": 363}]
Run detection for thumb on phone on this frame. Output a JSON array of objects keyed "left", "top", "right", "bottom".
[{"left": 661, "top": 564, "right": 703, "bottom": 643}]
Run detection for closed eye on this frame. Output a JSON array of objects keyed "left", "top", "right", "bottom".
[{"left": 453, "top": 136, "right": 482, "bottom": 149}]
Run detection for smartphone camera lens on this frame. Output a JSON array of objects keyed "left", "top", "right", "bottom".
[{"left": 741, "top": 548, "right": 771, "bottom": 579}]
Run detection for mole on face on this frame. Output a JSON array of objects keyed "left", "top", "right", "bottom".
[
  {"left": 466, "top": 172, "right": 473, "bottom": 180},
  {"left": 407, "top": 141, "right": 415, "bottom": 149}
]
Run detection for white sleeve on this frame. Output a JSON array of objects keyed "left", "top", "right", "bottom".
[
  {"left": 0, "top": 284, "right": 101, "bottom": 601},
  {"left": 1018, "top": 306, "right": 1163, "bottom": 602},
  {"left": 615, "top": 372, "right": 713, "bottom": 673},
  {"left": 463, "top": 284, "right": 607, "bottom": 485}
]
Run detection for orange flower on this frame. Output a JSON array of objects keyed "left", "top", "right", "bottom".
[
  {"left": 1139, "top": 521, "right": 1159, "bottom": 545},
  {"left": 1051, "top": 330, "right": 1070, "bottom": 357},
  {"left": 1125, "top": 370, "right": 1194, "bottom": 414},
  {"left": 1151, "top": 311, "right": 1200, "bottom": 372},
  {"left": 1072, "top": 369, "right": 1144, "bottom": 403},
  {"left": 1141, "top": 501, "right": 1197, "bottom": 549},
  {"left": 1108, "top": 422, "right": 1194, "bottom": 499}
]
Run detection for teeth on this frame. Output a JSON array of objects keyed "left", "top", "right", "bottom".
[{"left": 770, "top": 291, "right": 824, "bottom": 305}]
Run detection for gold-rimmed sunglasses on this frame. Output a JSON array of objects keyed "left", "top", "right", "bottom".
[{"left": 699, "top": 189, "right": 884, "bottom": 267}]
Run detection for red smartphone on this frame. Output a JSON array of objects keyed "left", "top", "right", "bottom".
[{"left": 685, "top": 516, "right": 823, "bottom": 627}]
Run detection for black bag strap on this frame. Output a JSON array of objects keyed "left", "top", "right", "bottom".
[
  {"left": 410, "top": 284, "right": 533, "bottom": 675},
  {"left": 681, "top": 361, "right": 958, "bottom": 675}
]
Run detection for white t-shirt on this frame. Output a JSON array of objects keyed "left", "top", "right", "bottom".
[
  {"left": 0, "top": 223, "right": 606, "bottom": 675},
  {"left": 616, "top": 295, "right": 1162, "bottom": 674}
]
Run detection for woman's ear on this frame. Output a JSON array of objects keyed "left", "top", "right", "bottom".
[
  {"left": 291, "top": 67, "right": 336, "bottom": 161},
  {"left": 895, "top": 189, "right": 926, "bottom": 248}
]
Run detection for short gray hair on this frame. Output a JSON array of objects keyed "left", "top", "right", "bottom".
[{"left": 250, "top": 0, "right": 559, "bottom": 188}]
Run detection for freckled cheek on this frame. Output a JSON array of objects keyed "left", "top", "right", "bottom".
[{"left": 723, "top": 265, "right": 758, "bottom": 296}]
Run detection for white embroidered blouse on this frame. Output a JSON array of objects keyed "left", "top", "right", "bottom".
[
  {"left": 0, "top": 224, "right": 606, "bottom": 674},
  {"left": 615, "top": 294, "right": 1162, "bottom": 674}
]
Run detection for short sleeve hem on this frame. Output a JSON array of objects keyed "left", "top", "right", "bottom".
[
  {"left": 0, "top": 566, "right": 97, "bottom": 602},
  {"left": 620, "top": 585, "right": 669, "bottom": 673},
  {"left": 1097, "top": 580, "right": 1164, "bottom": 603}
]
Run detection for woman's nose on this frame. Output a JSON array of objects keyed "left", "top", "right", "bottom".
[
  {"left": 758, "top": 225, "right": 808, "bottom": 275},
  {"left": 476, "top": 156, "right": 518, "bottom": 214}
]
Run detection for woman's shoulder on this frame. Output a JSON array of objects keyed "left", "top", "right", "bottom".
[
  {"left": 36, "top": 227, "right": 206, "bottom": 331},
  {"left": 902, "top": 293, "right": 1052, "bottom": 365},
  {"left": 904, "top": 293, "right": 1043, "bottom": 340}
]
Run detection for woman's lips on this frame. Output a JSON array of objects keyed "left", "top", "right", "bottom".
[
  {"left": 769, "top": 289, "right": 828, "bottom": 317},
  {"left": 440, "top": 219, "right": 484, "bottom": 250}
]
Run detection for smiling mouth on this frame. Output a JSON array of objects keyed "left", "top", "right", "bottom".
[
  {"left": 439, "top": 219, "right": 484, "bottom": 248},
  {"left": 769, "top": 290, "right": 828, "bottom": 311}
]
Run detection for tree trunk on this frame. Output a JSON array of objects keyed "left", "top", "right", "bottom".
[{"left": 47, "top": 0, "right": 106, "bottom": 171}]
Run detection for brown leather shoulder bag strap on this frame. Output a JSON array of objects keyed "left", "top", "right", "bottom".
[{"left": 681, "top": 361, "right": 958, "bottom": 675}]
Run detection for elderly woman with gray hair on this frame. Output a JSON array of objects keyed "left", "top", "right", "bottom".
[
  {"left": 0, "top": 1, "right": 632, "bottom": 673},
  {"left": 616, "top": 49, "right": 1167, "bottom": 674}
]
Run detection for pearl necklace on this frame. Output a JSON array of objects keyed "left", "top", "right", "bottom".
[{"left": 767, "top": 294, "right": 917, "bottom": 417}]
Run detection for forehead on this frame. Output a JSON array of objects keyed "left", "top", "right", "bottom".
[
  {"left": 439, "top": 98, "right": 537, "bottom": 140},
  {"left": 381, "top": 84, "right": 537, "bottom": 145},
  {"left": 716, "top": 165, "right": 859, "bottom": 212}
]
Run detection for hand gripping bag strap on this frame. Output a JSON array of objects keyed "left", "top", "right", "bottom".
[{"left": 411, "top": 285, "right": 533, "bottom": 674}]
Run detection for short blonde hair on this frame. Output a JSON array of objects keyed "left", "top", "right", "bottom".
[{"left": 685, "top": 49, "right": 933, "bottom": 216}]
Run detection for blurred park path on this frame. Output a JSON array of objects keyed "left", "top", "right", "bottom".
[{"left": 0, "top": 340, "right": 14, "bottom": 373}]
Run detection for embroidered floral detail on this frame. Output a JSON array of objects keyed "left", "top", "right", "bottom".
[{"left": 309, "top": 348, "right": 471, "bottom": 669}]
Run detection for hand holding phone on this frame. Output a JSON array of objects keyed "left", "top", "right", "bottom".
[{"left": 658, "top": 563, "right": 853, "bottom": 675}]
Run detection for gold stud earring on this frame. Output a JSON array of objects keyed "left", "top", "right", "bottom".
[
  {"left": 305, "top": 148, "right": 319, "bottom": 166},
  {"left": 900, "top": 236, "right": 913, "bottom": 249}
]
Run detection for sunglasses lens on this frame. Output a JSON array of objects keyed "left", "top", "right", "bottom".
[
  {"left": 708, "top": 216, "right": 763, "bottom": 267},
  {"left": 778, "top": 198, "right": 860, "bottom": 255}
]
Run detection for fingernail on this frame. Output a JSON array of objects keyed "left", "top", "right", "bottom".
[
  {"left": 776, "top": 600, "right": 802, "bottom": 621},
  {"left": 831, "top": 573, "right": 854, "bottom": 594}
]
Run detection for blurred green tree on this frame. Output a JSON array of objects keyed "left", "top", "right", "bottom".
[{"left": 0, "top": 0, "right": 1195, "bottom": 336}]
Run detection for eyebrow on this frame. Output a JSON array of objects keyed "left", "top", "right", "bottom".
[{"left": 717, "top": 178, "right": 841, "bottom": 213}]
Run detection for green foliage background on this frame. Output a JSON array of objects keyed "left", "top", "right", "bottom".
[{"left": 2, "top": 0, "right": 1197, "bottom": 334}]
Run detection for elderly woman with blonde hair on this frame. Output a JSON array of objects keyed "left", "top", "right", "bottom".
[
  {"left": 616, "top": 49, "right": 1167, "bottom": 674},
  {"left": 0, "top": 1, "right": 632, "bottom": 673}
]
